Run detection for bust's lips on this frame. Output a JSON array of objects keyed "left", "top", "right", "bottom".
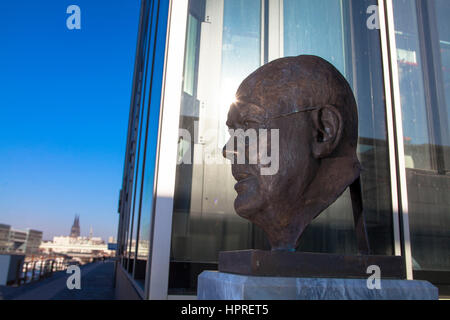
[
  {"left": 233, "top": 172, "right": 256, "bottom": 191},
  {"left": 233, "top": 172, "right": 252, "bottom": 181}
]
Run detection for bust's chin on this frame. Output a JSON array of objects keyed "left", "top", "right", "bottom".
[
  {"left": 234, "top": 190, "right": 265, "bottom": 220},
  {"left": 235, "top": 192, "right": 303, "bottom": 250}
]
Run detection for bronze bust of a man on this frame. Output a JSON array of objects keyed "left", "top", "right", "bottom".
[{"left": 223, "top": 55, "right": 361, "bottom": 252}]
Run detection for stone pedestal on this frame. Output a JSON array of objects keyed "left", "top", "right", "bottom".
[{"left": 197, "top": 271, "right": 438, "bottom": 300}]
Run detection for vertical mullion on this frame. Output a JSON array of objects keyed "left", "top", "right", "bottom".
[
  {"left": 381, "top": 0, "right": 413, "bottom": 280},
  {"left": 260, "top": 0, "right": 265, "bottom": 66},
  {"left": 268, "top": 0, "right": 282, "bottom": 61},
  {"left": 378, "top": 0, "right": 402, "bottom": 257},
  {"left": 279, "top": 0, "right": 284, "bottom": 58},
  {"left": 263, "top": 0, "right": 269, "bottom": 64},
  {"left": 147, "top": 0, "right": 188, "bottom": 300}
]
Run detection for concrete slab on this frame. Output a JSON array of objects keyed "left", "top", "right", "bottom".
[{"left": 198, "top": 271, "right": 439, "bottom": 300}]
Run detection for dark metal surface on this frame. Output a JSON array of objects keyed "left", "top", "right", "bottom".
[
  {"left": 349, "top": 177, "right": 371, "bottom": 255},
  {"left": 219, "top": 250, "right": 406, "bottom": 279}
]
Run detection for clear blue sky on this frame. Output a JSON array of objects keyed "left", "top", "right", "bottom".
[{"left": 0, "top": 1, "right": 141, "bottom": 241}]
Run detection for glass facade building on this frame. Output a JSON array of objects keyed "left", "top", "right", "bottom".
[{"left": 116, "top": 0, "right": 450, "bottom": 299}]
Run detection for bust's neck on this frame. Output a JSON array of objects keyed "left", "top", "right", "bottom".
[
  {"left": 256, "top": 155, "right": 361, "bottom": 250},
  {"left": 297, "top": 155, "right": 361, "bottom": 225}
]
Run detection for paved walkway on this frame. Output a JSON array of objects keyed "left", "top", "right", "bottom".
[{"left": 0, "top": 261, "right": 115, "bottom": 300}]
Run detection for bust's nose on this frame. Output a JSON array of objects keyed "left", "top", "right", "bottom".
[{"left": 222, "top": 139, "right": 237, "bottom": 161}]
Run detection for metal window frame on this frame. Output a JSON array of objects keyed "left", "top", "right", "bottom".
[
  {"left": 268, "top": 0, "right": 283, "bottom": 61},
  {"left": 377, "top": 0, "right": 402, "bottom": 259}
]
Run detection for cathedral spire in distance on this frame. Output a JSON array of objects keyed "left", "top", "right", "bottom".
[{"left": 70, "top": 214, "right": 80, "bottom": 238}]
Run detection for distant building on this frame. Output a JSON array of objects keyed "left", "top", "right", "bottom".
[
  {"left": 0, "top": 224, "right": 11, "bottom": 254},
  {"left": 9, "top": 229, "right": 28, "bottom": 254},
  {"left": 40, "top": 236, "right": 114, "bottom": 261},
  {"left": 52, "top": 235, "right": 104, "bottom": 246},
  {"left": 70, "top": 215, "right": 80, "bottom": 238},
  {"left": 40, "top": 219, "right": 114, "bottom": 261},
  {"left": 0, "top": 224, "right": 43, "bottom": 255},
  {"left": 25, "top": 229, "right": 44, "bottom": 255}
]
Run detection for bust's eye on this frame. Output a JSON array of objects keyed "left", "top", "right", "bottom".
[{"left": 243, "top": 120, "right": 259, "bottom": 130}]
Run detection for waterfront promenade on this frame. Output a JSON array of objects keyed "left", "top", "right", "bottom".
[{"left": 0, "top": 260, "right": 115, "bottom": 300}]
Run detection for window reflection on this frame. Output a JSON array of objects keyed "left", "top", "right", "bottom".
[
  {"left": 284, "top": 0, "right": 346, "bottom": 75},
  {"left": 183, "top": 14, "right": 199, "bottom": 96},
  {"left": 283, "top": 0, "right": 393, "bottom": 256},
  {"left": 393, "top": 0, "right": 432, "bottom": 170},
  {"left": 393, "top": 0, "right": 450, "bottom": 272}
]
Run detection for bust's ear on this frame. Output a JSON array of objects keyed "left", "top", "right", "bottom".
[{"left": 311, "top": 105, "right": 343, "bottom": 159}]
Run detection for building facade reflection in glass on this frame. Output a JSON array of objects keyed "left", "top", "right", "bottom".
[{"left": 393, "top": 0, "right": 450, "bottom": 272}]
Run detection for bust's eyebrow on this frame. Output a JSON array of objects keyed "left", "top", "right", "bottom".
[
  {"left": 226, "top": 118, "right": 234, "bottom": 128},
  {"left": 226, "top": 101, "right": 267, "bottom": 128},
  {"left": 226, "top": 103, "right": 240, "bottom": 128},
  {"left": 234, "top": 101, "right": 266, "bottom": 122}
]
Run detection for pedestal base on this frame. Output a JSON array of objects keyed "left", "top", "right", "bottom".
[
  {"left": 219, "top": 250, "right": 405, "bottom": 278},
  {"left": 197, "top": 271, "right": 438, "bottom": 300}
]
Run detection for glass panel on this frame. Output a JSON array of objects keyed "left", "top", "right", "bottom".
[
  {"left": 392, "top": 0, "right": 431, "bottom": 170},
  {"left": 393, "top": 0, "right": 450, "bottom": 272},
  {"left": 126, "top": 6, "right": 155, "bottom": 274},
  {"left": 220, "top": 0, "right": 262, "bottom": 147},
  {"left": 183, "top": 14, "right": 199, "bottom": 96},
  {"left": 435, "top": 0, "right": 450, "bottom": 170},
  {"left": 134, "top": 0, "right": 161, "bottom": 289},
  {"left": 122, "top": 79, "right": 144, "bottom": 269},
  {"left": 169, "top": 0, "right": 394, "bottom": 294},
  {"left": 134, "top": 53, "right": 157, "bottom": 288},
  {"left": 284, "top": 0, "right": 346, "bottom": 75},
  {"left": 124, "top": 89, "right": 142, "bottom": 272},
  {"left": 127, "top": 79, "right": 145, "bottom": 274},
  {"left": 131, "top": 41, "right": 151, "bottom": 282},
  {"left": 282, "top": 0, "right": 393, "bottom": 256},
  {"left": 170, "top": 0, "right": 263, "bottom": 295}
]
